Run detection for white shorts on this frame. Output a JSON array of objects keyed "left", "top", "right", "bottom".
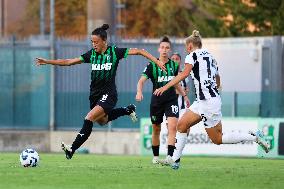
[{"left": 189, "top": 96, "right": 222, "bottom": 128}]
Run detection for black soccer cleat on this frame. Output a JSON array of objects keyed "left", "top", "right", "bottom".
[
  {"left": 125, "top": 104, "right": 138, "bottom": 122},
  {"left": 61, "top": 142, "right": 73, "bottom": 160}
]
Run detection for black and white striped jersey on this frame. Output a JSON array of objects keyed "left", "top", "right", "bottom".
[{"left": 185, "top": 49, "right": 219, "bottom": 101}]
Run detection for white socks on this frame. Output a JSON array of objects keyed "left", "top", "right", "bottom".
[
  {"left": 222, "top": 132, "right": 256, "bottom": 144},
  {"left": 172, "top": 131, "right": 187, "bottom": 162}
]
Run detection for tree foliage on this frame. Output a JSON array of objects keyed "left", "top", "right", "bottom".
[
  {"left": 12, "top": 0, "right": 87, "bottom": 37},
  {"left": 123, "top": 0, "right": 284, "bottom": 37},
  {"left": 10, "top": 0, "right": 284, "bottom": 38}
]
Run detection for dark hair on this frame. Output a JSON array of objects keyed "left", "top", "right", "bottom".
[
  {"left": 91, "top": 24, "right": 109, "bottom": 41},
  {"left": 172, "top": 52, "right": 181, "bottom": 60},
  {"left": 160, "top": 35, "right": 171, "bottom": 45}
]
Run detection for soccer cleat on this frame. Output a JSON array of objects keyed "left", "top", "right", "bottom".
[
  {"left": 152, "top": 156, "right": 160, "bottom": 164},
  {"left": 61, "top": 142, "right": 73, "bottom": 159},
  {"left": 126, "top": 104, "right": 138, "bottom": 123},
  {"left": 158, "top": 155, "right": 174, "bottom": 166},
  {"left": 171, "top": 162, "right": 180, "bottom": 170},
  {"left": 250, "top": 130, "right": 270, "bottom": 153}
]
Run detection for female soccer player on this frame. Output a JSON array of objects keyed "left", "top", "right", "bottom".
[
  {"left": 136, "top": 36, "right": 190, "bottom": 164},
  {"left": 36, "top": 24, "right": 165, "bottom": 159},
  {"left": 154, "top": 30, "right": 270, "bottom": 169}
]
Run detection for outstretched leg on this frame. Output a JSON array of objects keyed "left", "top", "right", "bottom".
[
  {"left": 62, "top": 105, "right": 106, "bottom": 159},
  {"left": 206, "top": 121, "right": 270, "bottom": 152},
  {"left": 106, "top": 104, "right": 138, "bottom": 123}
]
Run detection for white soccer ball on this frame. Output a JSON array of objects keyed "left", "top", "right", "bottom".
[{"left": 19, "top": 148, "right": 40, "bottom": 167}]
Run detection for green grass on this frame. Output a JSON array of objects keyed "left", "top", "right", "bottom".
[{"left": 0, "top": 153, "right": 283, "bottom": 189}]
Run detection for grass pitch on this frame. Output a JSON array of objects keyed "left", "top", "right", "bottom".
[{"left": 0, "top": 153, "right": 283, "bottom": 189}]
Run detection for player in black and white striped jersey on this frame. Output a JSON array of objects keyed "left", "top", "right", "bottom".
[
  {"left": 154, "top": 30, "right": 270, "bottom": 169},
  {"left": 171, "top": 53, "right": 190, "bottom": 118}
]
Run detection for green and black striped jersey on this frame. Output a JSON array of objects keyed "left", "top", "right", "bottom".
[
  {"left": 80, "top": 46, "right": 129, "bottom": 95},
  {"left": 142, "top": 59, "right": 179, "bottom": 101}
]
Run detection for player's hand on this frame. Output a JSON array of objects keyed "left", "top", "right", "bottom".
[
  {"left": 155, "top": 60, "right": 166, "bottom": 72},
  {"left": 136, "top": 92, "right": 143, "bottom": 102},
  {"left": 35, "top": 57, "right": 47, "bottom": 66},
  {"left": 184, "top": 96, "right": 190, "bottom": 108},
  {"left": 153, "top": 86, "right": 167, "bottom": 96}
]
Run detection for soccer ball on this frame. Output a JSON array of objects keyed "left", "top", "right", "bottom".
[{"left": 19, "top": 148, "right": 40, "bottom": 167}]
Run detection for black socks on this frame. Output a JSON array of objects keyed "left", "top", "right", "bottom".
[
  {"left": 167, "top": 145, "right": 175, "bottom": 156},
  {"left": 107, "top": 107, "right": 128, "bottom": 122},
  {"left": 152, "top": 145, "right": 160, "bottom": 156},
  {"left": 71, "top": 119, "right": 93, "bottom": 153}
]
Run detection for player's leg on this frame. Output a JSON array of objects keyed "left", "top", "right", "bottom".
[
  {"left": 107, "top": 104, "right": 138, "bottom": 123},
  {"left": 203, "top": 97, "right": 270, "bottom": 152},
  {"left": 171, "top": 109, "right": 201, "bottom": 163},
  {"left": 152, "top": 123, "right": 161, "bottom": 164},
  {"left": 167, "top": 117, "right": 178, "bottom": 157},
  {"left": 62, "top": 92, "right": 116, "bottom": 159},
  {"left": 62, "top": 105, "right": 106, "bottom": 159},
  {"left": 205, "top": 121, "right": 270, "bottom": 152},
  {"left": 163, "top": 100, "right": 179, "bottom": 160},
  {"left": 150, "top": 104, "right": 164, "bottom": 164}
]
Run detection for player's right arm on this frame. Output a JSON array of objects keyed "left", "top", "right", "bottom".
[
  {"left": 136, "top": 76, "right": 147, "bottom": 102},
  {"left": 35, "top": 57, "right": 83, "bottom": 66}
]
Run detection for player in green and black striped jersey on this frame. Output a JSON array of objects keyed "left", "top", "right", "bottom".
[
  {"left": 36, "top": 24, "right": 165, "bottom": 160},
  {"left": 135, "top": 36, "right": 190, "bottom": 164}
]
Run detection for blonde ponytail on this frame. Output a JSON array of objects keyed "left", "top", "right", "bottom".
[{"left": 185, "top": 30, "right": 202, "bottom": 48}]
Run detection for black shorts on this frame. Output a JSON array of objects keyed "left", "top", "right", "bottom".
[
  {"left": 150, "top": 98, "right": 179, "bottom": 124},
  {"left": 89, "top": 91, "right": 118, "bottom": 114}
]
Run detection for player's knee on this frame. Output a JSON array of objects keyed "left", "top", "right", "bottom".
[
  {"left": 97, "top": 120, "right": 107, "bottom": 126},
  {"left": 177, "top": 122, "right": 187, "bottom": 133},
  {"left": 85, "top": 113, "right": 94, "bottom": 122},
  {"left": 152, "top": 125, "right": 161, "bottom": 135}
]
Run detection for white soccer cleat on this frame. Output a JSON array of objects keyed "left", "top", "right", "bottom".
[
  {"left": 152, "top": 156, "right": 160, "bottom": 164},
  {"left": 158, "top": 155, "right": 174, "bottom": 166},
  {"left": 250, "top": 130, "right": 270, "bottom": 153}
]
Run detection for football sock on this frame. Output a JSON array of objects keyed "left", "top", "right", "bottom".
[
  {"left": 107, "top": 107, "right": 128, "bottom": 122},
  {"left": 172, "top": 132, "right": 187, "bottom": 162},
  {"left": 71, "top": 119, "right": 93, "bottom": 153},
  {"left": 167, "top": 145, "right": 175, "bottom": 156},
  {"left": 222, "top": 132, "right": 256, "bottom": 144},
  {"left": 152, "top": 145, "right": 160, "bottom": 157}
]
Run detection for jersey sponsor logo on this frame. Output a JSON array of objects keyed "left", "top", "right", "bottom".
[
  {"left": 157, "top": 76, "right": 174, "bottom": 82},
  {"left": 92, "top": 63, "right": 112, "bottom": 71}
]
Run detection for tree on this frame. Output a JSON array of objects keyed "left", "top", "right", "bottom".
[
  {"left": 11, "top": 0, "right": 87, "bottom": 37},
  {"left": 123, "top": 0, "right": 284, "bottom": 37},
  {"left": 194, "top": 0, "right": 284, "bottom": 36}
]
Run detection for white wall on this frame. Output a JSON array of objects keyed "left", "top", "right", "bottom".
[{"left": 203, "top": 37, "right": 266, "bottom": 92}]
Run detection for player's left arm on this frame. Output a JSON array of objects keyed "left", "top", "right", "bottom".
[
  {"left": 128, "top": 48, "right": 165, "bottom": 71},
  {"left": 154, "top": 63, "right": 193, "bottom": 96}
]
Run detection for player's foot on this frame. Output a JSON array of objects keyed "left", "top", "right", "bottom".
[
  {"left": 152, "top": 156, "right": 160, "bottom": 164},
  {"left": 158, "top": 155, "right": 174, "bottom": 166},
  {"left": 171, "top": 162, "right": 180, "bottom": 170},
  {"left": 126, "top": 104, "right": 138, "bottom": 122},
  {"left": 250, "top": 130, "right": 270, "bottom": 153},
  {"left": 61, "top": 142, "right": 73, "bottom": 159}
]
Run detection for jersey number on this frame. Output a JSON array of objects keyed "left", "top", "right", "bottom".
[{"left": 203, "top": 57, "right": 212, "bottom": 78}]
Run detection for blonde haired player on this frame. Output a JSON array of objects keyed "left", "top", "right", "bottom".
[{"left": 154, "top": 30, "right": 270, "bottom": 169}]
